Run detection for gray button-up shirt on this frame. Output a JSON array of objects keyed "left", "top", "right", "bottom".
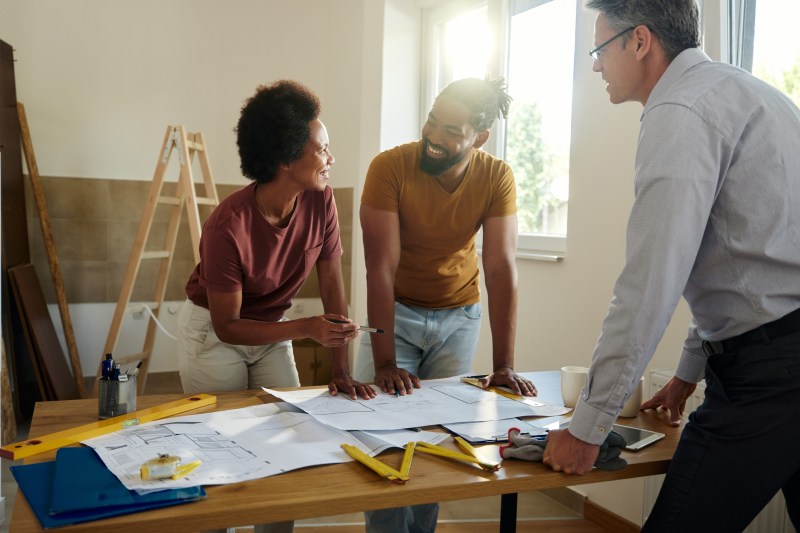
[{"left": 571, "top": 48, "right": 800, "bottom": 445}]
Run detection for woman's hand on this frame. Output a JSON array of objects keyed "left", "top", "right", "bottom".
[
  {"left": 305, "top": 314, "right": 359, "bottom": 347},
  {"left": 329, "top": 374, "right": 378, "bottom": 400}
]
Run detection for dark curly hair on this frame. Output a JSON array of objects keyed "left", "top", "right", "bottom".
[
  {"left": 437, "top": 77, "right": 512, "bottom": 132},
  {"left": 235, "top": 80, "right": 321, "bottom": 184}
]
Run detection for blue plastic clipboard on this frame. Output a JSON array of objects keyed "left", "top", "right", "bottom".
[{"left": 11, "top": 447, "right": 205, "bottom": 528}]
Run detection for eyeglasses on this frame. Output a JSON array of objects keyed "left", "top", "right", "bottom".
[{"left": 589, "top": 26, "right": 636, "bottom": 61}]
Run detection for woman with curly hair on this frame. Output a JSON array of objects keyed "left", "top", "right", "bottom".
[{"left": 177, "top": 80, "right": 377, "bottom": 410}]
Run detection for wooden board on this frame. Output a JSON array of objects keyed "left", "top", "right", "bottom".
[
  {"left": 0, "top": 39, "right": 29, "bottom": 266},
  {"left": 1, "top": 338, "right": 18, "bottom": 445},
  {"left": 1, "top": 38, "right": 37, "bottom": 420},
  {"left": 8, "top": 273, "right": 51, "bottom": 402},
  {"left": 18, "top": 101, "right": 86, "bottom": 398},
  {"left": 8, "top": 263, "right": 80, "bottom": 401}
]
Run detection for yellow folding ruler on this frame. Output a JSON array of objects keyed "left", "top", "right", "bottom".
[
  {"left": 415, "top": 439, "right": 500, "bottom": 472},
  {"left": 341, "top": 443, "right": 413, "bottom": 483},
  {"left": 1, "top": 394, "right": 217, "bottom": 460},
  {"left": 460, "top": 376, "right": 525, "bottom": 401},
  {"left": 342, "top": 437, "right": 500, "bottom": 483}
]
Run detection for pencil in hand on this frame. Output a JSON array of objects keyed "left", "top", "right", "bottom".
[{"left": 327, "top": 318, "right": 384, "bottom": 334}]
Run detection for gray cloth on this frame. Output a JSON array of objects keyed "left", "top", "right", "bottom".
[{"left": 500, "top": 428, "right": 627, "bottom": 471}]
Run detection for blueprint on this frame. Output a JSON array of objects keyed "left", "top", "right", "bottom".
[
  {"left": 83, "top": 403, "right": 444, "bottom": 492},
  {"left": 265, "top": 377, "right": 570, "bottom": 431}
]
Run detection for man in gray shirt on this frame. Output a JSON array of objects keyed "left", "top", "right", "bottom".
[{"left": 544, "top": 1, "right": 800, "bottom": 530}]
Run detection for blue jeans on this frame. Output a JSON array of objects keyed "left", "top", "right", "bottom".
[
  {"left": 354, "top": 301, "right": 482, "bottom": 382},
  {"left": 643, "top": 329, "right": 800, "bottom": 532},
  {"left": 356, "top": 301, "right": 482, "bottom": 533}
]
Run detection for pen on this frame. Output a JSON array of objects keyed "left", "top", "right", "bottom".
[
  {"left": 356, "top": 325, "right": 384, "bottom": 333},
  {"left": 101, "top": 353, "right": 114, "bottom": 380},
  {"left": 130, "top": 360, "right": 143, "bottom": 377},
  {"left": 327, "top": 318, "right": 385, "bottom": 334}
]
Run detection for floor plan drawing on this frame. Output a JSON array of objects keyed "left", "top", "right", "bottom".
[{"left": 265, "top": 377, "right": 570, "bottom": 431}]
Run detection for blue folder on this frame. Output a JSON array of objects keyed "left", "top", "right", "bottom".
[{"left": 11, "top": 447, "right": 205, "bottom": 528}]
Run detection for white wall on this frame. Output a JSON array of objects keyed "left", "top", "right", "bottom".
[
  {"left": 0, "top": 0, "right": 368, "bottom": 188},
  {"left": 46, "top": 299, "right": 326, "bottom": 377},
  {"left": 349, "top": 0, "right": 422, "bottom": 368}
]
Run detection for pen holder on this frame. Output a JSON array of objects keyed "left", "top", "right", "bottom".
[{"left": 98, "top": 376, "right": 137, "bottom": 419}]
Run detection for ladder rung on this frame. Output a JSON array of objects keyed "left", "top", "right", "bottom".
[
  {"left": 133, "top": 302, "right": 161, "bottom": 312},
  {"left": 186, "top": 140, "right": 205, "bottom": 151},
  {"left": 141, "top": 251, "right": 171, "bottom": 260},
  {"left": 158, "top": 196, "right": 181, "bottom": 205},
  {"left": 196, "top": 197, "right": 216, "bottom": 205}
]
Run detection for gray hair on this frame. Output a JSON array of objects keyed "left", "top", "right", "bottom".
[{"left": 586, "top": 0, "right": 700, "bottom": 60}]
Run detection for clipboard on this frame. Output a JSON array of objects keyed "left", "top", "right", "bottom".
[{"left": 11, "top": 447, "right": 205, "bottom": 528}]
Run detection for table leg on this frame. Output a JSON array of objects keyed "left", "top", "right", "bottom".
[{"left": 500, "top": 492, "right": 518, "bottom": 533}]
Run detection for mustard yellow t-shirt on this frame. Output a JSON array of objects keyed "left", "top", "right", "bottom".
[{"left": 361, "top": 141, "right": 516, "bottom": 309}]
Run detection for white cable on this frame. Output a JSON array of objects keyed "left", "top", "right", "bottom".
[{"left": 126, "top": 304, "right": 178, "bottom": 340}]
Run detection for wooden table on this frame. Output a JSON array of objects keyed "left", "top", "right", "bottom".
[{"left": 9, "top": 372, "right": 681, "bottom": 533}]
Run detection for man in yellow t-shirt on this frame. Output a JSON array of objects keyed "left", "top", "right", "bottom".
[{"left": 355, "top": 78, "right": 538, "bottom": 532}]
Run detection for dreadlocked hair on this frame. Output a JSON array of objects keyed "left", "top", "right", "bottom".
[{"left": 438, "top": 76, "right": 512, "bottom": 131}]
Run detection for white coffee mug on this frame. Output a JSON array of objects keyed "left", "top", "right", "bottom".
[
  {"left": 619, "top": 376, "right": 645, "bottom": 418},
  {"left": 560, "top": 366, "right": 589, "bottom": 408}
]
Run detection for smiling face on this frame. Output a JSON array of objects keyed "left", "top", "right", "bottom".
[
  {"left": 286, "top": 119, "right": 335, "bottom": 191},
  {"left": 592, "top": 14, "right": 647, "bottom": 105},
  {"left": 419, "top": 96, "right": 484, "bottom": 177}
]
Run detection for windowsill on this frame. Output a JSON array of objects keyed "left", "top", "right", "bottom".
[
  {"left": 516, "top": 250, "right": 564, "bottom": 262},
  {"left": 477, "top": 248, "right": 564, "bottom": 262}
]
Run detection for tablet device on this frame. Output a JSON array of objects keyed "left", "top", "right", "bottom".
[{"left": 611, "top": 423, "right": 665, "bottom": 451}]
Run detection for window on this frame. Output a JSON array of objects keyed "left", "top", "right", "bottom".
[
  {"left": 723, "top": 1, "right": 799, "bottom": 106},
  {"left": 422, "top": 1, "right": 491, "bottom": 101},
  {"left": 748, "top": 1, "right": 800, "bottom": 106},
  {"left": 422, "top": 0, "right": 574, "bottom": 258},
  {"left": 505, "top": 0, "right": 573, "bottom": 255}
]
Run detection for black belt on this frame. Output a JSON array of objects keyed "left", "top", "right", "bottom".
[{"left": 721, "top": 307, "right": 800, "bottom": 352}]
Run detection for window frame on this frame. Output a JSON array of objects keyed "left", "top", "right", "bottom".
[{"left": 420, "top": 0, "right": 569, "bottom": 260}]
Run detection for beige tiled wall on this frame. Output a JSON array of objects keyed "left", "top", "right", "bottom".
[{"left": 24, "top": 176, "right": 353, "bottom": 305}]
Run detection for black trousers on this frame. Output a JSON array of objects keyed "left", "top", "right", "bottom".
[{"left": 643, "top": 329, "right": 800, "bottom": 532}]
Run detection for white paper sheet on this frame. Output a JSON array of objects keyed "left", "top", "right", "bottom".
[
  {"left": 442, "top": 418, "right": 548, "bottom": 443},
  {"left": 83, "top": 404, "right": 432, "bottom": 492},
  {"left": 264, "top": 377, "right": 570, "bottom": 430},
  {"left": 351, "top": 429, "right": 449, "bottom": 455}
]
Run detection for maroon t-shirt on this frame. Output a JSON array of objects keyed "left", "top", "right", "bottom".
[{"left": 185, "top": 182, "right": 342, "bottom": 322}]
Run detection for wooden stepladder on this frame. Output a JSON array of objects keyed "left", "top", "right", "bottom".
[{"left": 93, "top": 126, "right": 219, "bottom": 396}]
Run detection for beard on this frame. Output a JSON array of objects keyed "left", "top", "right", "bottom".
[{"left": 419, "top": 139, "right": 470, "bottom": 176}]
